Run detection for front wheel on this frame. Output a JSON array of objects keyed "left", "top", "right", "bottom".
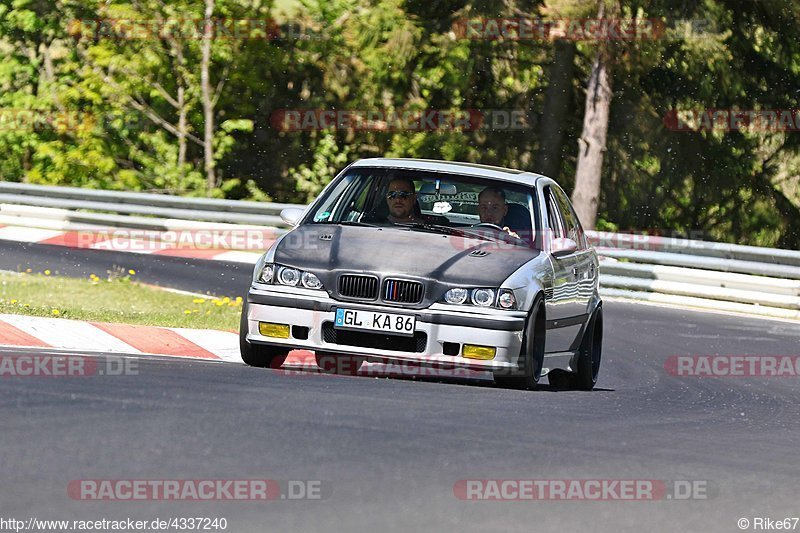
[
  {"left": 575, "top": 306, "right": 603, "bottom": 390},
  {"left": 494, "top": 297, "right": 545, "bottom": 390},
  {"left": 239, "top": 304, "right": 287, "bottom": 368}
]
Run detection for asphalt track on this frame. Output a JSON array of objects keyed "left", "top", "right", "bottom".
[
  {"left": 0, "top": 240, "right": 252, "bottom": 297},
  {"left": 1, "top": 240, "right": 799, "bottom": 532}
]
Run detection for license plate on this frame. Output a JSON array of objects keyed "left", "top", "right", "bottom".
[{"left": 334, "top": 308, "right": 416, "bottom": 337}]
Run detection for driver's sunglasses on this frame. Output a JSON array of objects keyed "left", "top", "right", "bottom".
[{"left": 386, "top": 191, "right": 414, "bottom": 200}]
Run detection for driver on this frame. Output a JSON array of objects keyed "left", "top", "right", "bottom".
[
  {"left": 386, "top": 177, "right": 425, "bottom": 224},
  {"left": 478, "top": 186, "right": 519, "bottom": 238}
]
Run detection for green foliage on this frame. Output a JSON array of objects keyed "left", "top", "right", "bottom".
[
  {"left": 0, "top": 0, "right": 798, "bottom": 247},
  {"left": 291, "top": 132, "right": 351, "bottom": 201}
]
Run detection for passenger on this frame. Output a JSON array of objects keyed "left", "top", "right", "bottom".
[
  {"left": 386, "top": 177, "right": 425, "bottom": 224},
  {"left": 478, "top": 186, "right": 519, "bottom": 238}
]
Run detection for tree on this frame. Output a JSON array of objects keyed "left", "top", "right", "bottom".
[
  {"left": 1, "top": 0, "right": 798, "bottom": 248},
  {"left": 201, "top": 0, "right": 215, "bottom": 191},
  {"left": 534, "top": 38, "right": 575, "bottom": 180},
  {"left": 570, "top": 0, "right": 615, "bottom": 230}
]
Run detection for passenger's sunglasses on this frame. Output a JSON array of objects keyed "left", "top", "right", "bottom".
[{"left": 386, "top": 191, "right": 414, "bottom": 200}]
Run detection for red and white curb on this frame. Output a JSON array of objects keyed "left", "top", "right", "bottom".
[
  {"left": 0, "top": 225, "right": 264, "bottom": 264},
  {"left": 0, "top": 314, "right": 492, "bottom": 380},
  {"left": 0, "top": 313, "right": 313, "bottom": 368},
  {"left": 0, "top": 313, "right": 246, "bottom": 362}
]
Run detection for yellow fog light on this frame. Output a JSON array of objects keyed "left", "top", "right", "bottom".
[
  {"left": 258, "top": 322, "right": 290, "bottom": 339},
  {"left": 463, "top": 345, "right": 496, "bottom": 360}
]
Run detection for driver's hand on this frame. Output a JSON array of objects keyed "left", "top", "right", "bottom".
[{"left": 503, "top": 226, "right": 520, "bottom": 239}]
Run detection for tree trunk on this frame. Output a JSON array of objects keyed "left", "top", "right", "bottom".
[
  {"left": 571, "top": 42, "right": 612, "bottom": 230},
  {"left": 177, "top": 84, "right": 187, "bottom": 180},
  {"left": 201, "top": 0, "right": 216, "bottom": 192},
  {"left": 534, "top": 39, "right": 575, "bottom": 180},
  {"left": 176, "top": 41, "right": 187, "bottom": 183},
  {"left": 40, "top": 42, "right": 58, "bottom": 104}
]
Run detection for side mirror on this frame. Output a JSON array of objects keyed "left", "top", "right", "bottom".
[
  {"left": 280, "top": 207, "right": 305, "bottom": 227},
  {"left": 551, "top": 237, "right": 578, "bottom": 257}
]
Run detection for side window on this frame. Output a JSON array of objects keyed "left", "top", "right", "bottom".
[
  {"left": 544, "top": 187, "right": 566, "bottom": 240},
  {"left": 311, "top": 175, "right": 354, "bottom": 222},
  {"left": 552, "top": 186, "right": 586, "bottom": 249},
  {"left": 309, "top": 173, "right": 374, "bottom": 222},
  {"left": 347, "top": 180, "right": 374, "bottom": 221}
]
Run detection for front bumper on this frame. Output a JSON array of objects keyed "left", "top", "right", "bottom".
[{"left": 245, "top": 287, "right": 527, "bottom": 371}]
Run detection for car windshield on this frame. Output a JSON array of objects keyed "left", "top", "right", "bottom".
[{"left": 306, "top": 167, "right": 539, "bottom": 248}]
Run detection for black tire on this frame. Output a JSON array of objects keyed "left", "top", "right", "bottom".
[
  {"left": 314, "top": 351, "right": 363, "bottom": 376},
  {"left": 575, "top": 306, "right": 603, "bottom": 390},
  {"left": 239, "top": 304, "right": 287, "bottom": 368},
  {"left": 494, "top": 297, "right": 546, "bottom": 390}
]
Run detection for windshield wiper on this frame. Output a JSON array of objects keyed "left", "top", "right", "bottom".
[
  {"left": 410, "top": 222, "right": 529, "bottom": 246},
  {"left": 315, "top": 220, "right": 381, "bottom": 228},
  {"left": 394, "top": 222, "right": 455, "bottom": 233},
  {"left": 395, "top": 222, "right": 495, "bottom": 241}
]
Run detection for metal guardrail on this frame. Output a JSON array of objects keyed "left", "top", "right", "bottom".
[
  {"left": 599, "top": 261, "right": 800, "bottom": 297},
  {"left": 586, "top": 232, "right": 800, "bottom": 319},
  {"left": 1, "top": 181, "right": 799, "bottom": 319},
  {"left": 0, "top": 182, "right": 298, "bottom": 227},
  {"left": 588, "top": 231, "right": 800, "bottom": 267},
  {"left": 595, "top": 248, "right": 800, "bottom": 280}
]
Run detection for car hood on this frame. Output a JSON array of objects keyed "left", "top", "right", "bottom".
[{"left": 273, "top": 224, "right": 541, "bottom": 305}]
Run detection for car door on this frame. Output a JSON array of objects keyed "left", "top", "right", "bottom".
[
  {"left": 542, "top": 185, "right": 583, "bottom": 353},
  {"left": 551, "top": 185, "right": 595, "bottom": 318}
]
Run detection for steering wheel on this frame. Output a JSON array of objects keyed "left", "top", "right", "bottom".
[{"left": 471, "top": 223, "right": 505, "bottom": 231}]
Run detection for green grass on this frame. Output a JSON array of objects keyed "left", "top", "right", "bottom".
[{"left": 0, "top": 270, "right": 242, "bottom": 331}]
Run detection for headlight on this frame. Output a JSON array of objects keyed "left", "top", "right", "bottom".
[
  {"left": 301, "top": 271, "right": 322, "bottom": 289},
  {"left": 277, "top": 266, "right": 300, "bottom": 286},
  {"left": 471, "top": 288, "right": 495, "bottom": 307},
  {"left": 440, "top": 287, "right": 514, "bottom": 308},
  {"left": 257, "top": 263, "right": 324, "bottom": 290},
  {"left": 259, "top": 263, "right": 274, "bottom": 283},
  {"left": 497, "top": 289, "right": 516, "bottom": 309},
  {"left": 444, "top": 288, "right": 469, "bottom": 304}
]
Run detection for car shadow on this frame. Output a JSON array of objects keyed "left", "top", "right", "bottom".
[{"left": 275, "top": 359, "right": 615, "bottom": 391}]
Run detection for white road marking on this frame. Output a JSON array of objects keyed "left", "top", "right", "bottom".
[
  {"left": 0, "top": 314, "right": 141, "bottom": 353},
  {"left": 167, "top": 327, "right": 241, "bottom": 362},
  {"left": 211, "top": 251, "right": 261, "bottom": 264},
  {"left": 0, "top": 226, "right": 65, "bottom": 242}
]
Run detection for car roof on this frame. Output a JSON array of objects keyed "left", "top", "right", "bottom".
[{"left": 350, "top": 158, "right": 548, "bottom": 186}]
